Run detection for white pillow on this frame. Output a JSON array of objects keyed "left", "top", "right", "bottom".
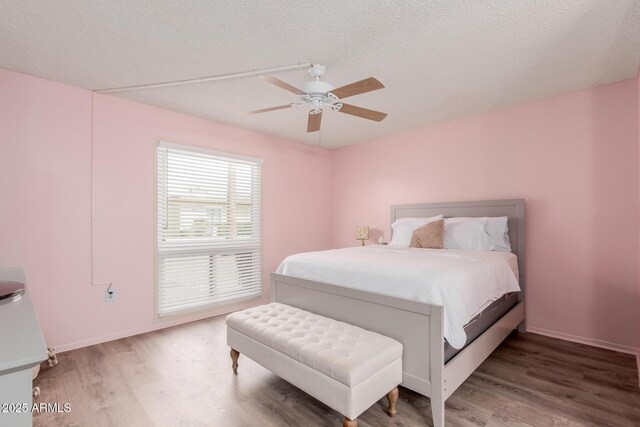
[
  {"left": 443, "top": 216, "right": 511, "bottom": 251},
  {"left": 443, "top": 217, "right": 489, "bottom": 249},
  {"left": 390, "top": 215, "right": 443, "bottom": 246},
  {"left": 485, "top": 217, "right": 511, "bottom": 252}
]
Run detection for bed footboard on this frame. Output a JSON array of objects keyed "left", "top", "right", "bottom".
[
  {"left": 271, "top": 272, "right": 524, "bottom": 427},
  {"left": 271, "top": 272, "right": 443, "bottom": 397}
]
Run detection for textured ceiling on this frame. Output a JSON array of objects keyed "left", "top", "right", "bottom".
[{"left": 1, "top": 0, "right": 639, "bottom": 148}]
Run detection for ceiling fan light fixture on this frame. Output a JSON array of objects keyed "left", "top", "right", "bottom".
[{"left": 251, "top": 65, "right": 387, "bottom": 133}]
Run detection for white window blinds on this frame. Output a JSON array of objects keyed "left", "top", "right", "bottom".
[{"left": 156, "top": 141, "right": 262, "bottom": 317}]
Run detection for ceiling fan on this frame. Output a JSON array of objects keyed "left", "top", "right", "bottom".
[{"left": 249, "top": 64, "right": 387, "bottom": 132}]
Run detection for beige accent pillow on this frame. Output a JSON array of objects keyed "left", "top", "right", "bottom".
[{"left": 410, "top": 219, "right": 444, "bottom": 249}]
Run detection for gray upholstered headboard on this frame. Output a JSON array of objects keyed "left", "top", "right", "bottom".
[{"left": 390, "top": 199, "right": 525, "bottom": 301}]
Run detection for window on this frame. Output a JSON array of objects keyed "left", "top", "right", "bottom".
[{"left": 156, "top": 141, "right": 262, "bottom": 317}]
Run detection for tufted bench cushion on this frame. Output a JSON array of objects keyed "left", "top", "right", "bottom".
[
  {"left": 226, "top": 303, "right": 402, "bottom": 426},
  {"left": 226, "top": 303, "right": 402, "bottom": 387}
]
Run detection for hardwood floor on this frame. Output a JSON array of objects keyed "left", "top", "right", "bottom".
[{"left": 33, "top": 316, "right": 640, "bottom": 427}]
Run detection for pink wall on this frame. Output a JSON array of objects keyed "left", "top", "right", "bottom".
[
  {"left": 0, "top": 68, "right": 331, "bottom": 351},
  {"left": 1, "top": 66, "right": 638, "bottom": 354},
  {"left": 331, "top": 79, "right": 640, "bottom": 352}
]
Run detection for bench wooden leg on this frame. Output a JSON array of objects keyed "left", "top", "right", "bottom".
[
  {"left": 342, "top": 416, "right": 357, "bottom": 427},
  {"left": 387, "top": 387, "right": 398, "bottom": 417},
  {"left": 230, "top": 348, "right": 240, "bottom": 375}
]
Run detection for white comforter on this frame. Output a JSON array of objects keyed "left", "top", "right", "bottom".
[{"left": 276, "top": 246, "right": 520, "bottom": 349}]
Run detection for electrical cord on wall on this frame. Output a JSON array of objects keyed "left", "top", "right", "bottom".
[{"left": 90, "top": 91, "right": 95, "bottom": 286}]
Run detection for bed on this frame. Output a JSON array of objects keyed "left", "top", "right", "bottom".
[{"left": 270, "top": 199, "right": 525, "bottom": 427}]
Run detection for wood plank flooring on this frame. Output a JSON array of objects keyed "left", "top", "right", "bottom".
[{"left": 33, "top": 316, "right": 640, "bottom": 426}]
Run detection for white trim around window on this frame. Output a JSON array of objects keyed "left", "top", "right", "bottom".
[{"left": 155, "top": 141, "right": 263, "bottom": 318}]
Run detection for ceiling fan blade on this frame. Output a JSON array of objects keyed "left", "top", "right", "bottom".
[
  {"left": 307, "top": 111, "right": 322, "bottom": 132},
  {"left": 331, "top": 77, "right": 385, "bottom": 100},
  {"left": 258, "top": 76, "right": 305, "bottom": 95},
  {"left": 248, "top": 104, "right": 292, "bottom": 114},
  {"left": 338, "top": 103, "right": 387, "bottom": 122}
]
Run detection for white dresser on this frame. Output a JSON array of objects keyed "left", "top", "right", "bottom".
[{"left": 0, "top": 267, "right": 48, "bottom": 427}]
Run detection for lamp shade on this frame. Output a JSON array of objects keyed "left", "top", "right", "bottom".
[{"left": 355, "top": 226, "right": 369, "bottom": 240}]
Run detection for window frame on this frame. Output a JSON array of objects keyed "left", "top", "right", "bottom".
[{"left": 154, "top": 140, "right": 264, "bottom": 321}]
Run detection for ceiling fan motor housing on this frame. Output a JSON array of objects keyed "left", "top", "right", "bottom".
[
  {"left": 302, "top": 80, "right": 334, "bottom": 97},
  {"left": 302, "top": 80, "right": 335, "bottom": 112}
]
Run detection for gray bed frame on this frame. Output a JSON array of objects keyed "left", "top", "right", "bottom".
[{"left": 271, "top": 199, "right": 525, "bottom": 427}]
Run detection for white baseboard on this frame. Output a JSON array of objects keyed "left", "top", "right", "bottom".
[
  {"left": 526, "top": 326, "right": 639, "bottom": 355},
  {"left": 53, "top": 297, "right": 270, "bottom": 353}
]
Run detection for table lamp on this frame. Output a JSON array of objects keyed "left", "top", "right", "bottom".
[{"left": 355, "top": 226, "right": 369, "bottom": 246}]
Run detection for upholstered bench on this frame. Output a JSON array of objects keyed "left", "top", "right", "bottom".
[{"left": 226, "top": 303, "right": 403, "bottom": 427}]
